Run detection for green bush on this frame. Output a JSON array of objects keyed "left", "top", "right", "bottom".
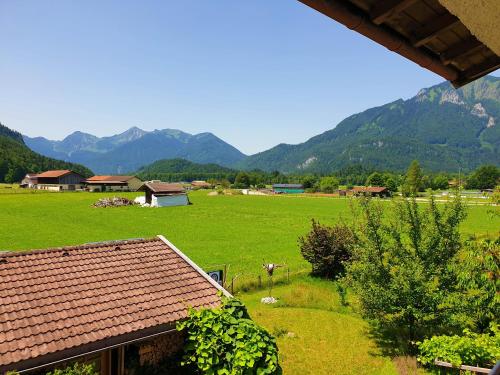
[
  {"left": 177, "top": 295, "right": 280, "bottom": 374},
  {"left": 417, "top": 324, "right": 500, "bottom": 368},
  {"left": 299, "top": 220, "right": 355, "bottom": 279},
  {"left": 45, "top": 362, "right": 98, "bottom": 375}
]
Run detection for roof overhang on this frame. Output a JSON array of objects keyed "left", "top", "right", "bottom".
[{"left": 298, "top": 0, "right": 499, "bottom": 87}]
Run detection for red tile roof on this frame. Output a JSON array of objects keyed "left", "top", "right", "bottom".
[
  {"left": 0, "top": 236, "right": 225, "bottom": 372},
  {"left": 139, "top": 182, "right": 185, "bottom": 194},
  {"left": 191, "top": 181, "right": 211, "bottom": 187},
  {"left": 35, "top": 170, "right": 73, "bottom": 178},
  {"left": 86, "top": 175, "right": 136, "bottom": 183},
  {"left": 352, "top": 186, "right": 388, "bottom": 193}
]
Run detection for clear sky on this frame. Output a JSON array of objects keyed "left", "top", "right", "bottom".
[{"left": 1, "top": 1, "right": 498, "bottom": 155}]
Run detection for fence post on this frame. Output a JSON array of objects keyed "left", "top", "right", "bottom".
[
  {"left": 258, "top": 275, "right": 262, "bottom": 289},
  {"left": 231, "top": 277, "right": 234, "bottom": 295},
  {"left": 223, "top": 264, "right": 227, "bottom": 288},
  {"left": 287, "top": 267, "right": 290, "bottom": 283}
]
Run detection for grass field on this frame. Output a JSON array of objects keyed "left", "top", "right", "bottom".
[
  {"left": 0, "top": 190, "right": 498, "bottom": 279},
  {"left": 1, "top": 189, "right": 495, "bottom": 374},
  {"left": 242, "top": 277, "right": 426, "bottom": 375}
]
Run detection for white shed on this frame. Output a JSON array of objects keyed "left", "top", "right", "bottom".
[
  {"left": 152, "top": 194, "right": 190, "bottom": 207},
  {"left": 139, "top": 182, "right": 190, "bottom": 207}
]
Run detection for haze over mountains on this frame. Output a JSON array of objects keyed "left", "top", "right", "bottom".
[
  {"left": 23, "top": 76, "right": 500, "bottom": 175},
  {"left": 24, "top": 128, "right": 246, "bottom": 174}
]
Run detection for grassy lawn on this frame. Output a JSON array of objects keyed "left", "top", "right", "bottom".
[
  {"left": 0, "top": 190, "right": 495, "bottom": 374},
  {"left": 0, "top": 190, "right": 498, "bottom": 278},
  {"left": 241, "top": 277, "right": 426, "bottom": 375}
]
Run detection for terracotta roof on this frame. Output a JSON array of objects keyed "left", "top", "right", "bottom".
[
  {"left": 352, "top": 186, "right": 388, "bottom": 193},
  {"left": 0, "top": 236, "right": 225, "bottom": 372},
  {"left": 36, "top": 170, "right": 73, "bottom": 178},
  {"left": 85, "top": 175, "right": 136, "bottom": 183},
  {"left": 139, "top": 182, "right": 185, "bottom": 194},
  {"left": 191, "top": 181, "right": 211, "bottom": 186}
]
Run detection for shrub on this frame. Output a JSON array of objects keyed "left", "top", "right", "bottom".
[
  {"left": 417, "top": 324, "right": 500, "bottom": 368},
  {"left": 298, "top": 220, "right": 355, "bottom": 279},
  {"left": 319, "top": 176, "right": 339, "bottom": 193},
  {"left": 177, "top": 295, "right": 280, "bottom": 374},
  {"left": 46, "top": 363, "right": 98, "bottom": 375}
]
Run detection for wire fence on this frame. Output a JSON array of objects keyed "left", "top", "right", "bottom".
[{"left": 199, "top": 262, "right": 309, "bottom": 294}]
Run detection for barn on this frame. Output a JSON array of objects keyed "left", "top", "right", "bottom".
[
  {"left": 0, "top": 236, "right": 228, "bottom": 374},
  {"left": 85, "top": 175, "right": 143, "bottom": 192},
  {"left": 139, "top": 182, "right": 190, "bottom": 207},
  {"left": 35, "top": 170, "right": 86, "bottom": 191},
  {"left": 351, "top": 186, "right": 390, "bottom": 197}
]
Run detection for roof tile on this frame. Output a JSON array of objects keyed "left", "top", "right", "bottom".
[{"left": 0, "top": 237, "right": 223, "bottom": 371}]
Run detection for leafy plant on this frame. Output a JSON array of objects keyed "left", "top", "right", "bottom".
[
  {"left": 299, "top": 220, "right": 356, "bottom": 279},
  {"left": 45, "top": 362, "right": 98, "bottom": 375},
  {"left": 319, "top": 176, "right": 340, "bottom": 193},
  {"left": 346, "top": 194, "right": 467, "bottom": 350},
  {"left": 176, "top": 295, "right": 280, "bottom": 374},
  {"left": 417, "top": 324, "right": 500, "bottom": 368}
]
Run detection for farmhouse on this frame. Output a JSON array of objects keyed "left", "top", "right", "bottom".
[
  {"left": 191, "top": 180, "right": 212, "bottom": 189},
  {"left": 85, "top": 175, "right": 143, "bottom": 192},
  {"left": 139, "top": 182, "right": 190, "bottom": 207},
  {"left": 36, "top": 170, "right": 86, "bottom": 191},
  {"left": 20, "top": 173, "right": 38, "bottom": 189},
  {"left": 0, "top": 236, "right": 228, "bottom": 375},
  {"left": 272, "top": 184, "right": 305, "bottom": 194},
  {"left": 352, "top": 186, "right": 390, "bottom": 197}
]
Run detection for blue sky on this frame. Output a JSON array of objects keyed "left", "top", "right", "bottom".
[{"left": 1, "top": 1, "right": 498, "bottom": 154}]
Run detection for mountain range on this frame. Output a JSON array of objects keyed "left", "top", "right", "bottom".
[
  {"left": 22, "top": 75, "right": 500, "bottom": 175},
  {"left": 0, "top": 123, "right": 92, "bottom": 183},
  {"left": 238, "top": 76, "right": 500, "bottom": 173},
  {"left": 24, "top": 128, "right": 246, "bottom": 174}
]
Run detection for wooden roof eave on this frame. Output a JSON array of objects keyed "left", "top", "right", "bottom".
[{"left": 298, "top": 0, "right": 499, "bottom": 88}]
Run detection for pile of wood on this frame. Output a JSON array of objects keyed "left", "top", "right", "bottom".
[{"left": 92, "top": 197, "right": 137, "bottom": 208}]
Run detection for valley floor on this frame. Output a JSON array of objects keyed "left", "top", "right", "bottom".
[{"left": 0, "top": 188, "right": 497, "bottom": 374}]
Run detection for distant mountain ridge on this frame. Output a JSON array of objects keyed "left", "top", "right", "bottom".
[
  {"left": 0, "top": 123, "right": 92, "bottom": 183},
  {"left": 22, "top": 76, "right": 500, "bottom": 175},
  {"left": 25, "top": 128, "right": 246, "bottom": 174},
  {"left": 238, "top": 76, "right": 500, "bottom": 173}
]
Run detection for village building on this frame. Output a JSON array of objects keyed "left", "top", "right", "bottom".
[
  {"left": 0, "top": 236, "right": 228, "bottom": 375},
  {"left": 20, "top": 173, "right": 38, "bottom": 189},
  {"left": 35, "top": 170, "right": 86, "bottom": 191},
  {"left": 139, "top": 182, "right": 190, "bottom": 207},
  {"left": 351, "top": 186, "right": 390, "bottom": 198},
  {"left": 85, "top": 176, "right": 143, "bottom": 192},
  {"left": 272, "top": 184, "right": 305, "bottom": 194},
  {"left": 191, "top": 180, "right": 212, "bottom": 189}
]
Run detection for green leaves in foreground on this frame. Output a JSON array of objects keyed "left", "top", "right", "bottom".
[
  {"left": 176, "top": 295, "right": 280, "bottom": 375},
  {"left": 45, "top": 363, "right": 98, "bottom": 375},
  {"left": 417, "top": 324, "right": 500, "bottom": 368}
]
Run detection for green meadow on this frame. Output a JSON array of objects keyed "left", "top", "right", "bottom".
[
  {"left": 0, "top": 190, "right": 344, "bottom": 278},
  {"left": 0, "top": 190, "right": 497, "bottom": 279},
  {"left": 0, "top": 189, "right": 497, "bottom": 374}
]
